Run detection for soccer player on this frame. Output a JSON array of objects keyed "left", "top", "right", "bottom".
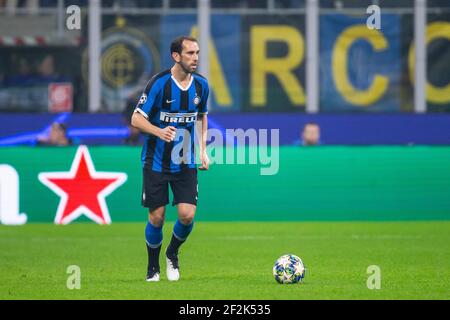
[{"left": 131, "top": 36, "right": 209, "bottom": 282}]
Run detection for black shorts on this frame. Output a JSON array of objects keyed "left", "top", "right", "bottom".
[{"left": 142, "top": 168, "right": 198, "bottom": 211}]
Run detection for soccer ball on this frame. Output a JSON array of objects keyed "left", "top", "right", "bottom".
[{"left": 273, "top": 254, "right": 305, "bottom": 284}]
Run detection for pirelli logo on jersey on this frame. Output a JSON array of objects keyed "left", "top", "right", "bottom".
[{"left": 160, "top": 112, "right": 198, "bottom": 124}]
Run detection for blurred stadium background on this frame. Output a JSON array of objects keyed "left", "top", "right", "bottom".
[{"left": 0, "top": 0, "right": 449, "bottom": 300}]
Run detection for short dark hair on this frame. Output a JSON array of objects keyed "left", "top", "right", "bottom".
[
  {"left": 170, "top": 36, "right": 198, "bottom": 55},
  {"left": 302, "top": 122, "right": 319, "bottom": 131}
]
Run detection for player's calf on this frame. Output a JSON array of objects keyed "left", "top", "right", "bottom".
[{"left": 145, "top": 221, "right": 163, "bottom": 282}]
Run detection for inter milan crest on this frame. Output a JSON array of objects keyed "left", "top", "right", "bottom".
[
  {"left": 82, "top": 16, "right": 160, "bottom": 112},
  {"left": 193, "top": 95, "right": 201, "bottom": 106}
]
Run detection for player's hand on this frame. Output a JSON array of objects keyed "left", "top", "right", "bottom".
[
  {"left": 159, "top": 126, "right": 177, "bottom": 143},
  {"left": 199, "top": 151, "right": 209, "bottom": 171}
]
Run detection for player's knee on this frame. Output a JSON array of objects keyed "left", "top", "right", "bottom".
[
  {"left": 149, "top": 215, "right": 164, "bottom": 227},
  {"left": 179, "top": 211, "right": 195, "bottom": 225},
  {"left": 179, "top": 215, "right": 194, "bottom": 225},
  {"left": 149, "top": 207, "right": 165, "bottom": 227},
  {"left": 177, "top": 203, "right": 195, "bottom": 224}
]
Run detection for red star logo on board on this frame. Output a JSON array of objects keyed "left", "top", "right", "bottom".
[{"left": 38, "top": 146, "right": 127, "bottom": 225}]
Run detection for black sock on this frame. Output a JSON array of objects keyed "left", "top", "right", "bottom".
[
  {"left": 146, "top": 243, "right": 161, "bottom": 272},
  {"left": 166, "top": 234, "right": 185, "bottom": 257}
]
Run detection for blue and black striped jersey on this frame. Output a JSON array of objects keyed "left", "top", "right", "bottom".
[{"left": 134, "top": 69, "right": 209, "bottom": 173}]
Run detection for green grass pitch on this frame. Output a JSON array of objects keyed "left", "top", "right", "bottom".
[{"left": 1, "top": 221, "right": 449, "bottom": 299}]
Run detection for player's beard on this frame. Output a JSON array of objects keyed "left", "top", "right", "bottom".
[{"left": 179, "top": 60, "right": 196, "bottom": 74}]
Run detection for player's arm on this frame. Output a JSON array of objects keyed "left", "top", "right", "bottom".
[
  {"left": 196, "top": 114, "right": 209, "bottom": 170},
  {"left": 131, "top": 77, "right": 176, "bottom": 143},
  {"left": 131, "top": 112, "right": 176, "bottom": 143}
]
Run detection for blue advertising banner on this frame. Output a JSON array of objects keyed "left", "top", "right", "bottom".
[
  {"left": 160, "top": 14, "right": 241, "bottom": 112},
  {"left": 320, "top": 14, "right": 402, "bottom": 112},
  {"left": 1, "top": 113, "right": 450, "bottom": 146}
]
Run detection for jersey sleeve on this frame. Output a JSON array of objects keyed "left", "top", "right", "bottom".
[
  {"left": 198, "top": 82, "right": 209, "bottom": 116},
  {"left": 134, "top": 77, "right": 160, "bottom": 118}
]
